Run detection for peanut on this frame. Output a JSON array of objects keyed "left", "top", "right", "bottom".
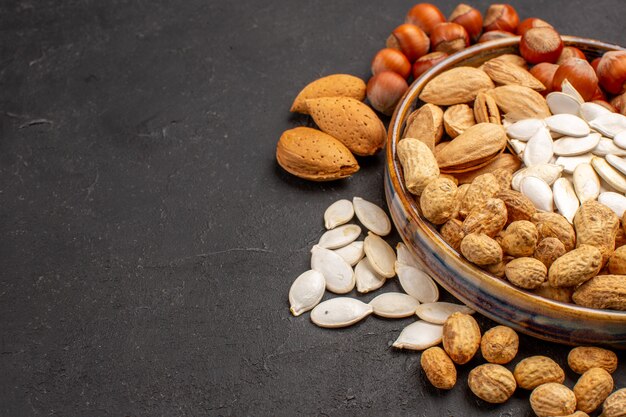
[
  {"left": 567, "top": 346, "right": 618, "bottom": 374},
  {"left": 442, "top": 312, "right": 481, "bottom": 365},
  {"left": 608, "top": 245, "right": 626, "bottom": 274},
  {"left": 420, "top": 346, "right": 457, "bottom": 390},
  {"left": 397, "top": 138, "right": 440, "bottom": 196},
  {"left": 468, "top": 364, "right": 516, "bottom": 404},
  {"left": 462, "top": 198, "right": 508, "bottom": 238},
  {"left": 601, "top": 388, "right": 626, "bottom": 417},
  {"left": 460, "top": 233, "right": 503, "bottom": 266},
  {"left": 574, "top": 200, "right": 619, "bottom": 265},
  {"left": 529, "top": 383, "right": 576, "bottom": 417},
  {"left": 505, "top": 257, "right": 547, "bottom": 289},
  {"left": 514, "top": 355, "right": 565, "bottom": 390},
  {"left": 480, "top": 325, "right": 519, "bottom": 364},
  {"left": 439, "top": 218, "right": 465, "bottom": 251},
  {"left": 573, "top": 367, "right": 614, "bottom": 413},
  {"left": 572, "top": 274, "right": 626, "bottom": 310},
  {"left": 420, "top": 178, "right": 458, "bottom": 225},
  {"left": 533, "top": 237, "right": 566, "bottom": 269},
  {"left": 501, "top": 220, "right": 538, "bottom": 257},
  {"left": 548, "top": 245, "right": 602, "bottom": 288}
]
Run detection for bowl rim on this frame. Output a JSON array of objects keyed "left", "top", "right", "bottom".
[{"left": 387, "top": 35, "right": 626, "bottom": 324}]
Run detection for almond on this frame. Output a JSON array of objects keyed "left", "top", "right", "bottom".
[
  {"left": 454, "top": 153, "right": 521, "bottom": 185},
  {"left": 443, "top": 104, "right": 475, "bottom": 138},
  {"left": 306, "top": 97, "right": 386, "bottom": 156},
  {"left": 483, "top": 59, "right": 546, "bottom": 91},
  {"left": 419, "top": 66, "right": 495, "bottom": 106},
  {"left": 403, "top": 103, "right": 444, "bottom": 152},
  {"left": 487, "top": 85, "right": 551, "bottom": 119},
  {"left": 276, "top": 127, "right": 359, "bottom": 181},
  {"left": 474, "top": 92, "right": 501, "bottom": 125},
  {"left": 436, "top": 123, "right": 507, "bottom": 173},
  {"left": 290, "top": 74, "right": 366, "bottom": 114}
]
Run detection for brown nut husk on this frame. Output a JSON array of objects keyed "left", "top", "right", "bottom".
[
  {"left": 397, "top": 138, "right": 440, "bottom": 196},
  {"left": 487, "top": 85, "right": 551, "bottom": 119},
  {"left": 436, "top": 123, "right": 508, "bottom": 173},
  {"left": 404, "top": 103, "right": 444, "bottom": 152},
  {"left": 573, "top": 367, "right": 614, "bottom": 413},
  {"left": 454, "top": 153, "right": 521, "bottom": 185},
  {"left": 548, "top": 244, "right": 603, "bottom": 288},
  {"left": 497, "top": 189, "right": 537, "bottom": 224},
  {"left": 574, "top": 200, "right": 620, "bottom": 265},
  {"left": 306, "top": 97, "right": 386, "bottom": 156},
  {"left": 420, "top": 178, "right": 458, "bottom": 225},
  {"left": 601, "top": 388, "right": 626, "bottom": 417},
  {"left": 567, "top": 346, "right": 618, "bottom": 374},
  {"left": 534, "top": 237, "right": 566, "bottom": 269},
  {"left": 531, "top": 212, "right": 576, "bottom": 252},
  {"left": 276, "top": 127, "right": 360, "bottom": 181},
  {"left": 572, "top": 274, "right": 626, "bottom": 310},
  {"left": 420, "top": 346, "right": 457, "bottom": 390},
  {"left": 443, "top": 104, "right": 475, "bottom": 138},
  {"left": 474, "top": 92, "right": 502, "bottom": 125},
  {"left": 440, "top": 218, "right": 465, "bottom": 251},
  {"left": 529, "top": 383, "right": 576, "bottom": 417},
  {"left": 514, "top": 356, "right": 565, "bottom": 390},
  {"left": 290, "top": 74, "right": 366, "bottom": 114},
  {"left": 442, "top": 312, "right": 481, "bottom": 365},
  {"left": 480, "top": 325, "right": 519, "bottom": 364},
  {"left": 420, "top": 66, "right": 495, "bottom": 106},
  {"left": 460, "top": 173, "right": 501, "bottom": 218},
  {"left": 501, "top": 220, "right": 538, "bottom": 257},
  {"left": 468, "top": 364, "right": 516, "bottom": 404},
  {"left": 608, "top": 245, "right": 626, "bottom": 274},
  {"left": 505, "top": 257, "right": 547, "bottom": 289},
  {"left": 461, "top": 233, "right": 503, "bottom": 266},
  {"left": 482, "top": 58, "right": 546, "bottom": 91},
  {"left": 463, "top": 198, "right": 507, "bottom": 238}
]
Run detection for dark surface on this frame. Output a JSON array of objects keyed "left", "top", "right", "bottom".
[{"left": 1, "top": 1, "right": 625, "bottom": 416}]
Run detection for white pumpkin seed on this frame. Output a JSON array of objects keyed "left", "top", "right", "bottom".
[
  {"left": 592, "top": 136, "right": 626, "bottom": 157},
  {"left": 369, "top": 292, "right": 420, "bottom": 318},
  {"left": 318, "top": 224, "right": 361, "bottom": 250},
  {"left": 392, "top": 320, "right": 443, "bottom": 350},
  {"left": 311, "top": 245, "right": 355, "bottom": 294},
  {"left": 560, "top": 79, "right": 585, "bottom": 104},
  {"left": 606, "top": 154, "right": 626, "bottom": 176},
  {"left": 396, "top": 242, "right": 420, "bottom": 269},
  {"left": 591, "top": 156, "right": 626, "bottom": 193},
  {"left": 396, "top": 263, "right": 439, "bottom": 303},
  {"left": 333, "top": 241, "right": 364, "bottom": 266},
  {"left": 363, "top": 232, "right": 396, "bottom": 278},
  {"left": 511, "top": 164, "right": 563, "bottom": 191},
  {"left": 506, "top": 118, "right": 546, "bottom": 141},
  {"left": 354, "top": 257, "right": 386, "bottom": 293},
  {"left": 324, "top": 199, "right": 354, "bottom": 229},
  {"left": 573, "top": 163, "right": 601, "bottom": 203},
  {"left": 552, "top": 178, "right": 579, "bottom": 223},
  {"left": 589, "top": 113, "right": 626, "bottom": 138},
  {"left": 415, "top": 302, "right": 474, "bottom": 324},
  {"left": 555, "top": 154, "right": 594, "bottom": 174},
  {"left": 353, "top": 197, "right": 391, "bottom": 236},
  {"left": 520, "top": 176, "right": 554, "bottom": 212},
  {"left": 580, "top": 102, "right": 612, "bottom": 122},
  {"left": 598, "top": 192, "right": 626, "bottom": 218},
  {"left": 289, "top": 270, "right": 326, "bottom": 317},
  {"left": 545, "top": 114, "right": 590, "bottom": 137},
  {"left": 546, "top": 91, "right": 581, "bottom": 115},
  {"left": 508, "top": 139, "right": 526, "bottom": 155},
  {"left": 613, "top": 131, "right": 626, "bottom": 149},
  {"left": 310, "top": 297, "right": 373, "bottom": 328},
  {"left": 552, "top": 133, "right": 601, "bottom": 156},
  {"left": 523, "top": 127, "right": 554, "bottom": 167}
]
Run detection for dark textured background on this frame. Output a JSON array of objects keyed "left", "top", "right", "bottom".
[{"left": 1, "top": 1, "right": 625, "bottom": 416}]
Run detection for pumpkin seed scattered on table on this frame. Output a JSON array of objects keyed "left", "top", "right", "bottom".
[
  {"left": 353, "top": 196, "right": 391, "bottom": 236},
  {"left": 415, "top": 302, "right": 474, "bottom": 325},
  {"left": 369, "top": 292, "right": 420, "bottom": 318},
  {"left": 311, "top": 245, "right": 355, "bottom": 294},
  {"left": 333, "top": 241, "right": 364, "bottom": 266},
  {"left": 324, "top": 199, "right": 354, "bottom": 229},
  {"left": 289, "top": 270, "right": 326, "bottom": 316},
  {"left": 354, "top": 257, "right": 386, "bottom": 293},
  {"left": 396, "top": 263, "right": 439, "bottom": 303},
  {"left": 363, "top": 232, "right": 396, "bottom": 278},
  {"left": 392, "top": 320, "right": 443, "bottom": 351},
  {"left": 310, "top": 297, "right": 373, "bottom": 328},
  {"left": 318, "top": 224, "right": 361, "bottom": 249}
]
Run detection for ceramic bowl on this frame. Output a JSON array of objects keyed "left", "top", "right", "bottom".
[{"left": 386, "top": 36, "right": 626, "bottom": 348}]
